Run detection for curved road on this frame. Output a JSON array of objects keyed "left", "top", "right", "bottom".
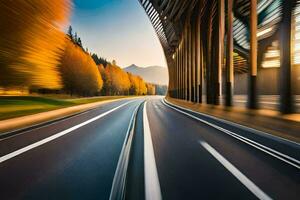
[{"left": 0, "top": 97, "right": 299, "bottom": 199}]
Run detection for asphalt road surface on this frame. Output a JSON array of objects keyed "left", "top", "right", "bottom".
[{"left": 0, "top": 96, "right": 299, "bottom": 200}]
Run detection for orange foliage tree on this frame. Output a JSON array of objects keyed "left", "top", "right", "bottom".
[
  {"left": 59, "top": 39, "right": 103, "bottom": 96},
  {"left": 0, "top": 0, "right": 72, "bottom": 89},
  {"left": 97, "top": 64, "right": 109, "bottom": 95},
  {"left": 103, "top": 63, "right": 131, "bottom": 95},
  {"left": 98, "top": 63, "right": 149, "bottom": 96},
  {"left": 128, "top": 73, "right": 147, "bottom": 95},
  {"left": 146, "top": 83, "right": 156, "bottom": 95}
]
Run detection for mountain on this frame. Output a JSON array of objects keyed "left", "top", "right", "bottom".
[{"left": 124, "top": 64, "right": 168, "bottom": 85}]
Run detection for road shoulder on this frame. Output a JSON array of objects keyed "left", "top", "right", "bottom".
[
  {"left": 166, "top": 97, "right": 300, "bottom": 143},
  {"left": 0, "top": 97, "right": 137, "bottom": 135}
]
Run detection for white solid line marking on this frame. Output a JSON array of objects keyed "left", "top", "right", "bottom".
[
  {"left": 162, "top": 99, "right": 300, "bottom": 169},
  {"left": 109, "top": 103, "right": 140, "bottom": 200},
  {"left": 199, "top": 140, "right": 272, "bottom": 200},
  {"left": 164, "top": 99, "right": 300, "bottom": 146},
  {"left": 143, "top": 102, "right": 162, "bottom": 200},
  {"left": 0, "top": 101, "right": 133, "bottom": 163},
  {"left": 0, "top": 109, "right": 92, "bottom": 142}
]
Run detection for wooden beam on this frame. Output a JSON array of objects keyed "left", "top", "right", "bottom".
[
  {"left": 225, "top": 0, "right": 234, "bottom": 106},
  {"left": 279, "top": 0, "right": 294, "bottom": 113},
  {"left": 247, "top": 0, "right": 258, "bottom": 109}
]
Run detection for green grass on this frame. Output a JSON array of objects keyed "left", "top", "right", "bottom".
[
  {"left": 0, "top": 95, "right": 128, "bottom": 120},
  {"left": 66, "top": 96, "right": 127, "bottom": 104}
]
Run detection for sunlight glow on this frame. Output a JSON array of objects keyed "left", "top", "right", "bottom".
[
  {"left": 293, "top": 2, "right": 300, "bottom": 65},
  {"left": 262, "top": 41, "right": 280, "bottom": 68},
  {"left": 257, "top": 27, "right": 273, "bottom": 37}
]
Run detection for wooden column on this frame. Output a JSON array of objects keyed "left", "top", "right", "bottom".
[
  {"left": 185, "top": 28, "right": 188, "bottom": 100},
  {"left": 248, "top": 0, "right": 258, "bottom": 109},
  {"left": 172, "top": 63, "right": 175, "bottom": 97},
  {"left": 179, "top": 43, "right": 182, "bottom": 99},
  {"left": 279, "top": 1, "right": 294, "bottom": 113},
  {"left": 192, "top": 17, "right": 196, "bottom": 102},
  {"left": 206, "top": 10, "right": 213, "bottom": 104},
  {"left": 173, "top": 61, "right": 176, "bottom": 97},
  {"left": 183, "top": 30, "right": 186, "bottom": 100},
  {"left": 195, "top": 19, "right": 199, "bottom": 103},
  {"left": 195, "top": 16, "right": 199, "bottom": 103},
  {"left": 180, "top": 41, "right": 183, "bottom": 99},
  {"left": 186, "top": 27, "right": 189, "bottom": 101},
  {"left": 214, "top": 0, "right": 224, "bottom": 105},
  {"left": 169, "top": 62, "right": 173, "bottom": 97},
  {"left": 190, "top": 22, "right": 194, "bottom": 102},
  {"left": 175, "top": 58, "right": 177, "bottom": 98},
  {"left": 177, "top": 51, "right": 179, "bottom": 98},
  {"left": 177, "top": 50, "right": 179, "bottom": 98},
  {"left": 225, "top": 0, "right": 234, "bottom": 106},
  {"left": 168, "top": 62, "right": 172, "bottom": 97},
  {"left": 194, "top": 20, "right": 198, "bottom": 103},
  {"left": 197, "top": 6, "right": 202, "bottom": 103},
  {"left": 190, "top": 23, "right": 195, "bottom": 102},
  {"left": 182, "top": 39, "right": 185, "bottom": 100},
  {"left": 199, "top": 37, "right": 203, "bottom": 103},
  {"left": 187, "top": 25, "right": 191, "bottom": 101},
  {"left": 182, "top": 42, "right": 184, "bottom": 99}
]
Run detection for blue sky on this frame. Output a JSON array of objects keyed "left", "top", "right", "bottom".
[{"left": 70, "top": 0, "right": 166, "bottom": 68}]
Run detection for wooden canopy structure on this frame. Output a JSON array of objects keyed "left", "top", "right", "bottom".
[{"left": 139, "top": 0, "right": 299, "bottom": 113}]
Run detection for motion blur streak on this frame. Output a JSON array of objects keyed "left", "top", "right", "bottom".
[{"left": 0, "top": 0, "right": 72, "bottom": 89}]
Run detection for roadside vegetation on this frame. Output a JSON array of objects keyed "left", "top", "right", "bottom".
[
  {"left": 59, "top": 39, "right": 103, "bottom": 96},
  {"left": 0, "top": 0, "right": 71, "bottom": 89},
  {"left": 0, "top": 23, "right": 161, "bottom": 97},
  {"left": 0, "top": 96, "right": 128, "bottom": 120}
]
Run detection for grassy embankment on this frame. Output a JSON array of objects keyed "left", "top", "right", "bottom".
[{"left": 0, "top": 95, "right": 127, "bottom": 120}]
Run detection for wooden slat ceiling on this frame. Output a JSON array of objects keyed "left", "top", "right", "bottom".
[{"left": 139, "top": 0, "right": 284, "bottom": 73}]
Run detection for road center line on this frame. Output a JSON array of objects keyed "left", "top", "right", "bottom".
[
  {"left": 199, "top": 140, "right": 272, "bottom": 200},
  {"left": 109, "top": 102, "right": 140, "bottom": 200},
  {"left": 143, "top": 102, "right": 162, "bottom": 200},
  {"left": 0, "top": 101, "right": 133, "bottom": 164}
]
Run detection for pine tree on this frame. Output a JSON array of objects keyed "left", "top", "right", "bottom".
[
  {"left": 74, "top": 32, "right": 78, "bottom": 43},
  {"left": 67, "top": 26, "right": 73, "bottom": 40},
  {"left": 77, "top": 37, "right": 82, "bottom": 48}
]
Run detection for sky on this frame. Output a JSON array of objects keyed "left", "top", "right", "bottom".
[{"left": 70, "top": 0, "right": 166, "bottom": 68}]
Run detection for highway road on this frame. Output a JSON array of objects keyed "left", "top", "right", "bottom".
[{"left": 0, "top": 97, "right": 299, "bottom": 199}]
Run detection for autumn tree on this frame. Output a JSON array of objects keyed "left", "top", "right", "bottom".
[
  {"left": 135, "top": 76, "right": 147, "bottom": 95},
  {"left": 128, "top": 73, "right": 138, "bottom": 95},
  {"left": 104, "top": 64, "right": 131, "bottom": 95},
  {"left": 0, "top": 0, "right": 72, "bottom": 89},
  {"left": 59, "top": 39, "right": 103, "bottom": 96},
  {"left": 128, "top": 73, "right": 148, "bottom": 95},
  {"left": 98, "top": 61, "right": 148, "bottom": 96},
  {"left": 97, "top": 64, "right": 110, "bottom": 95},
  {"left": 146, "top": 83, "right": 156, "bottom": 95}
]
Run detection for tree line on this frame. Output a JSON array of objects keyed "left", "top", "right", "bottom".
[
  {"left": 59, "top": 26, "right": 156, "bottom": 96},
  {"left": 0, "top": 0, "right": 164, "bottom": 96}
]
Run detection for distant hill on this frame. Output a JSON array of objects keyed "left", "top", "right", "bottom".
[{"left": 124, "top": 64, "right": 168, "bottom": 85}]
